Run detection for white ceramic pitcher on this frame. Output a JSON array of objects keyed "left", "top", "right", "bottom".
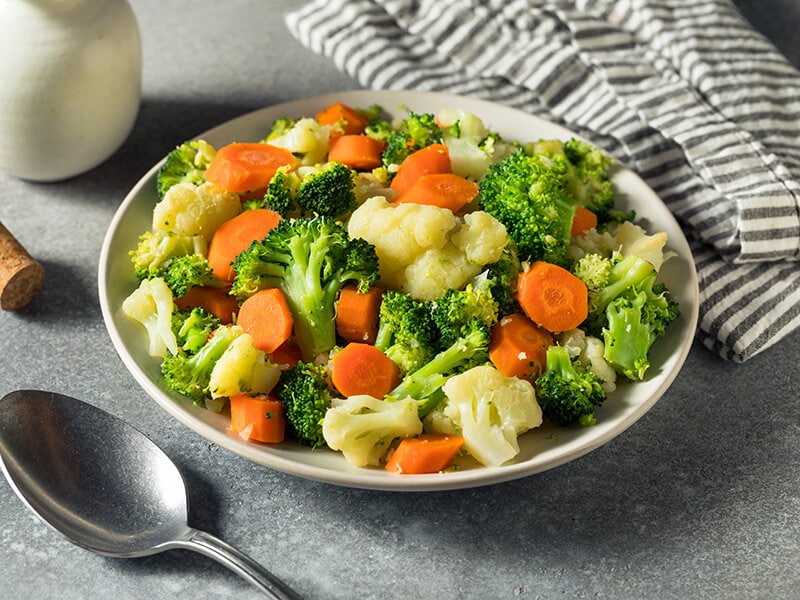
[{"left": 0, "top": 0, "right": 141, "bottom": 181}]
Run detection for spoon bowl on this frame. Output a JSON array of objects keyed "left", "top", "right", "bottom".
[{"left": 0, "top": 390, "right": 301, "bottom": 599}]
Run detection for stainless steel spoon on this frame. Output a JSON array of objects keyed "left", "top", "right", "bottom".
[{"left": 0, "top": 390, "right": 301, "bottom": 600}]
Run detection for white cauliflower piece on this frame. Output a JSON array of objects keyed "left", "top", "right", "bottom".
[
  {"left": 121, "top": 277, "right": 177, "bottom": 358},
  {"left": 153, "top": 181, "right": 241, "bottom": 241},
  {"left": 568, "top": 220, "right": 671, "bottom": 272},
  {"left": 266, "top": 117, "right": 330, "bottom": 166},
  {"left": 557, "top": 329, "right": 617, "bottom": 394},
  {"left": 451, "top": 210, "right": 509, "bottom": 265},
  {"left": 347, "top": 196, "right": 509, "bottom": 301},
  {"left": 209, "top": 332, "right": 282, "bottom": 399},
  {"left": 322, "top": 395, "right": 423, "bottom": 467},
  {"left": 614, "top": 221, "right": 670, "bottom": 272},
  {"left": 437, "top": 108, "right": 492, "bottom": 181},
  {"left": 437, "top": 365, "right": 542, "bottom": 467}
]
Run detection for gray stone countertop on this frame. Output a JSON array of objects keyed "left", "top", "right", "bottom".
[{"left": 1, "top": 1, "right": 798, "bottom": 598}]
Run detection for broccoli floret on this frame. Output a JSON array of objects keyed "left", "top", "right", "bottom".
[
  {"left": 603, "top": 277, "right": 680, "bottom": 381},
  {"left": 161, "top": 325, "right": 241, "bottom": 404},
  {"left": 573, "top": 252, "right": 679, "bottom": 381},
  {"left": 243, "top": 165, "right": 299, "bottom": 213},
  {"left": 295, "top": 162, "right": 357, "bottom": 218},
  {"left": 172, "top": 307, "right": 220, "bottom": 354},
  {"left": 479, "top": 149, "right": 579, "bottom": 265},
  {"left": 535, "top": 344, "right": 606, "bottom": 426},
  {"left": 274, "top": 361, "right": 337, "bottom": 448},
  {"left": 322, "top": 395, "right": 423, "bottom": 467},
  {"left": 156, "top": 139, "right": 216, "bottom": 200},
  {"left": 382, "top": 111, "right": 443, "bottom": 167},
  {"left": 364, "top": 119, "right": 395, "bottom": 144},
  {"left": 374, "top": 290, "right": 439, "bottom": 374},
  {"left": 130, "top": 230, "right": 207, "bottom": 280},
  {"left": 231, "top": 216, "right": 379, "bottom": 360},
  {"left": 528, "top": 138, "right": 614, "bottom": 219},
  {"left": 247, "top": 162, "right": 357, "bottom": 219},
  {"left": 162, "top": 254, "right": 220, "bottom": 298},
  {"left": 428, "top": 285, "right": 500, "bottom": 348},
  {"left": 469, "top": 245, "right": 521, "bottom": 318},
  {"left": 387, "top": 319, "right": 491, "bottom": 417}
]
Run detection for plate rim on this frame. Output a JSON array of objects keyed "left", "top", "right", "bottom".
[{"left": 98, "top": 89, "right": 699, "bottom": 492}]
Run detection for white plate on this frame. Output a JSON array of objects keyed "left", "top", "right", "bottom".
[{"left": 99, "top": 90, "right": 699, "bottom": 492}]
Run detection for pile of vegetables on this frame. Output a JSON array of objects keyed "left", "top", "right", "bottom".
[{"left": 122, "top": 99, "right": 679, "bottom": 475}]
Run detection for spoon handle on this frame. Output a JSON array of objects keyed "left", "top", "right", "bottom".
[{"left": 176, "top": 528, "right": 303, "bottom": 600}]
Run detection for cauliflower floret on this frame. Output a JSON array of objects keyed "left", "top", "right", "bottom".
[
  {"left": 266, "top": 117, "right": 330, "bottom": 166},
  {"left": 322, "top": 395, "right": 423, "bottom": 467},
  {"left": 557, "top": 328, "right": 617, "bottom": 394},
  {"left": 568, "top": 220, "right": 671, "bottom": 272},
  {"left": 433, "top": 365, "right": 543, "bottom": 467},
  {"left": 153, "top": 181, "right": 241, "bottom": 240},
  {"left": 121, "top": 277, "right": 177, "bottom": 358},
  {"left": 209, "top": 332, "right": 282, "bottom": 399},
  {"left": 347, "top": 196, "right": 509, "bottom": 301},
  {"left": 451, "top": 210, "right": 508, "bottom": 265},
  {"left": 438, "top": 108, "right": 492, "bottom": 181},
  {"left": 614, "top": 221, "right": 670, "bottom": 272}
]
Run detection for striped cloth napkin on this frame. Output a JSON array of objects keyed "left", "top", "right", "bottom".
[{"left": 286, "top": 0, "right": 800, "bottom": 362}]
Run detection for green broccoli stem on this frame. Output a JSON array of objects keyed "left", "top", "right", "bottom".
[
  {"left": 162, "top": 326, "right": 239, "bottom": 403},
  {"left": 388, "top": 327, "right": 486, "bottom": 416},
  {"left": 280, "top": 234, "right": 341, "bottom": 360},
  {"left": 594, "top": 254, "right": 655, "bottom": 312},
  {"left": 546, "top": 344, "right": 577, "bottom": 380}
]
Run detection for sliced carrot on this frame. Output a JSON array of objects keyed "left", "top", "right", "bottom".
[
  {"left": 175, "top": 285, "right": 239, "bottom": 324},
  {"left": 390, "top": 143, "right": 451, "bottom": 195},
  {"left": 315, "top": 101, "right": 370, "bottom": 137},
  {"left": 330, "top": 343, "right": 400, "bottom": 398},
  {"left": 516, "top": 261, "right": 588, "bottom": 333},
  {"left": 395, "top": 172, "right": 478, "bottom": 212},
  {"left": 385, "top": 433, "right": 465, "bottom": 474},
  {"left": 236, "top": 288, "right": 294, "bottom": 354},
  {"left": 571, "top": 206, "right": 598, "bottom": 236},
  {"left": 335, "top": 284, "right": 383, "bottom": 344},
  {"left": 229, "top": 393, "right": 286, "bottom": 443},
  {"left": 268, "top": 339, "right": 304, "bottom": 368},
  {"left": 328, "top": 134, "right": 386, "bottom": 171},
  {"left": 488, "top": 313, "right": 553, "bottom": 380},
  {"left": 207, "top": 208, "right": 283, "bottom": 282},
  {"left": 205, "top": 142, "right": 295, "bottom": 193}
]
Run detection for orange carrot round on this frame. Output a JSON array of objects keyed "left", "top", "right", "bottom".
[
  {"left": 229, "top": 393, "right": 286, "bottom": 443},
  {"left": 336, "top": 284, "right": 384, "bottom": 344},
  {"left": 571, "top": 206, "right": 598, "bottom": 236},
  {"left": 330, "top": 343, "right": 400, "bottom": 398},
  {"left": 516, "top": 261, "right": 588, "bottom": 333},
  {"left": 315, "top": 101, "right": 370, "bottom": 137},
  {"left": 175, "top": 285, "right": 239, "bottom": 324},
  {"left": 207, "top": 209, "right": 283, "bottom": 282},
  {"left": 390, "top": 143, "right": 451, "bottom": 195},
  {"left": 237, "top": 288, "right": 294, "bottom": 354},
  {"left": 328, "top": 135, "right": 386, "bottom": 171},
  {"left": 488, "top": 313, "right": 553, "bottom": 380},
  {"left": 384, "top": 433, "right": 465, "bottom": 474},
  {"left": 395, "top": 172, "right": 478, "bottom": 212},
  {"left": 205, "top": 142, "right": 295, "bottom": 193}
]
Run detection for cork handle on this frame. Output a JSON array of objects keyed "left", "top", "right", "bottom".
[{"left": 0, "top": 221, "right": 45, "bottom": 311}]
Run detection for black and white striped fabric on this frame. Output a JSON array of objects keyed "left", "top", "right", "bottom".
[{"left": 286, "top": 0, "right": 800, "bottom": 362}]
